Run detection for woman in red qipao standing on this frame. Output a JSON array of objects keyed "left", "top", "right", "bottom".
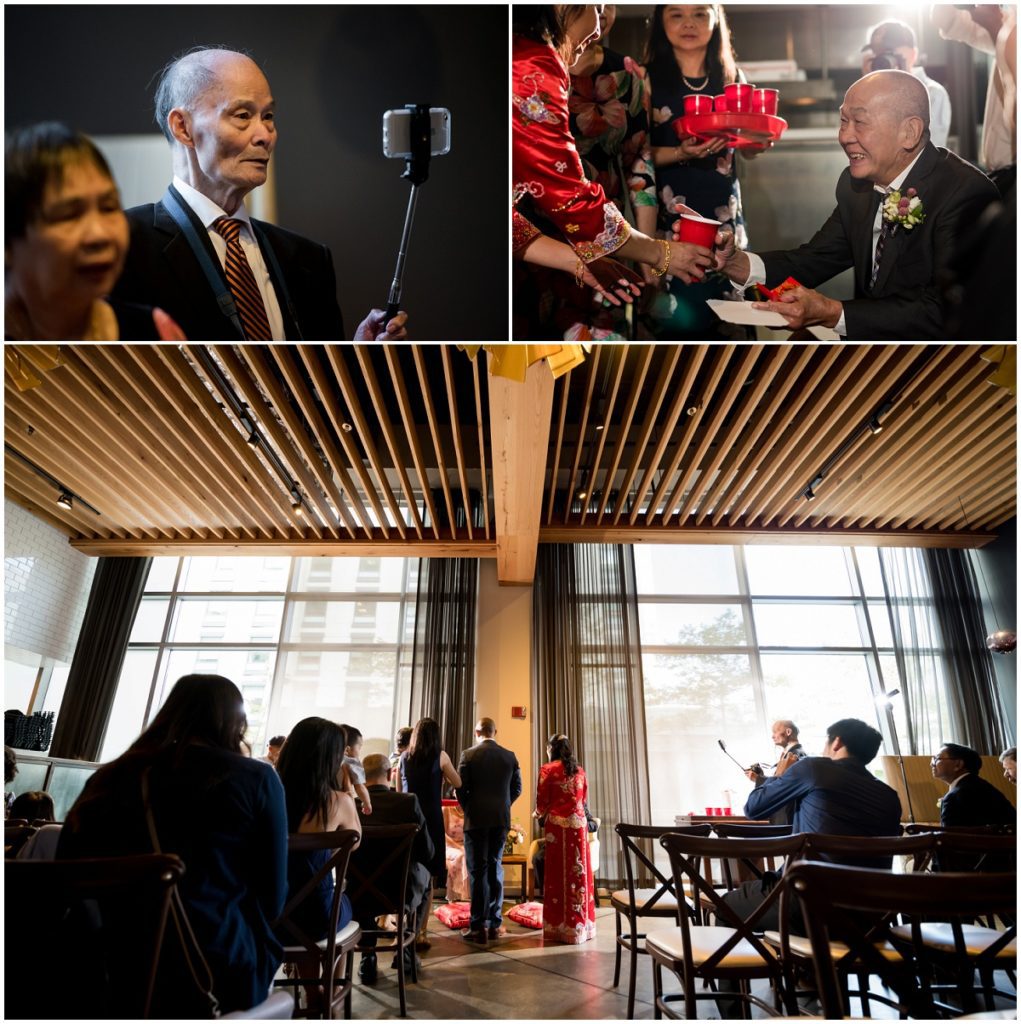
[
  {"left": 513, "top": 5, "right": 717, "bottom": 338},
  {"left": 535, "top": 734, "right": 596, "bottom": 944}
]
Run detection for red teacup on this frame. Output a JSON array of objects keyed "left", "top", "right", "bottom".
[
  {"left": 714, "top": 93, "right": 729, "bottom": 112},
  {"left": 683, "top": 93, "right": 713, "bottom": 115},
  {"left": 677, "top": 213, "right": 721, "bottom": 250},
  {"left": 704, "top": 806, "right": 714, "bottom": 816},
  {"left": 752, "top": 87, "right": 779, "bottom": 115},
  {"left": 714, "top": 807, "right": 724, "bottom": 816},
  {"left": 724, "top": 82, "right": 753, "bottom": 112},
  {"left": 723, "top": 806, "right": 732, "bottom": 816}
]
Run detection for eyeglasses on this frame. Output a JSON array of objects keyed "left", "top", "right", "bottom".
[{"left": 930, "top": 755, "right": 956, "bottom": 764}]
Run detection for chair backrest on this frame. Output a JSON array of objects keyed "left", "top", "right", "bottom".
[
  {"left": 785, "top": 861, "right": 1016, "bottom": 1019},
  {"left": 6, "top": 853, "right": 185, "bottom": 1019},
  {"left": 615, "top": 822, "right": 713, "bottom": 915},
  {"left": 798, "top": 831, "right": 936, "bottom": 872},
  {"left": 932, "top": 829, "right": 1016, "bottom": 872},
  {"left": 712, "top": 822, "right": 794, "bottom": 839},
  {"left": 660, "top": 832, "right": 806, "bottom": 973},
  {"left": 5, "top": 823, "right": 36, "bottom": 857},
  {"left": 275, "top": 828, "right": 360, "bottom": 955},
  {"left": 346, "top": 823, "right": 419, "bottom": 918}
]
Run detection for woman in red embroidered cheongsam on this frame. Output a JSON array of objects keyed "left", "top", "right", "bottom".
[
  {"left": 513, "top": 5, "right": 717, "bottom": 332},
  {"left": 535, "top": 733, "right": 597, "bottom": 945}
]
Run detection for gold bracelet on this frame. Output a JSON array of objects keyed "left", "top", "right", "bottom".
[
  {"left": 651, "top": 238, "right": 671, "bottom": 278},
  {"left": 574, "top": 258, "right": 587, "bottom": 288}
]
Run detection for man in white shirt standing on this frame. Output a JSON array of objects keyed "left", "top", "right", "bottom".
[{"left": 861, "top": 20, "right": 951, "bottom": 149}]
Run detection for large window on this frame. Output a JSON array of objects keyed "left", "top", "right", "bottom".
[
  {"left": 634, "top": 545, "right": 936, "bottom": 824},
  {"left": 102, "top": 556, "right": 418, "bottom": 762}
]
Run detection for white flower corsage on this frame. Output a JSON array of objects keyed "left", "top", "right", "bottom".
[{"left": 882, "top": 187, "right": 925, "bottom": 229}]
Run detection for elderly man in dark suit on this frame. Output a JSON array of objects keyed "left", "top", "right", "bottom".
[
  {"left": 112, "top": 46, "right": 407, "bottom": 341},
  {"left": 352, "top": 753, "right": 434, "bottom": 984},
  {"left": 455, "top": 717, "right": 522, "bottom": 945},
  {"left": 933, "top": 742, "right": 1015, "bottom": 828},
  {"left": 712, "top": 69, "right": 1000, "bottom": 340}
]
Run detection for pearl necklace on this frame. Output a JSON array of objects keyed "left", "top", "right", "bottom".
[{"left": 681, "top": 73, "right": 709, "bottom": 92}]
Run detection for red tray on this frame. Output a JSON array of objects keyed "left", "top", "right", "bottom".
[{"left": 673, "top": 112, "right": 787, "bottom": 149}]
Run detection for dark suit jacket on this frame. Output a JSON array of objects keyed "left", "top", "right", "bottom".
[
  {"left": 759, "top": 143, "right": 999, "bottom": 340},
  {"left": 353, "top": 784, "right": 435, "bottom": 910},
  {"left": 111, "top": 185, "right": 345, "bottom": 341},
  {"left": 455, "top": 739, "right": 523, "bottom": 832},
  {"left": 940, "top": 773, "right": 1016, "bottom": 829}
]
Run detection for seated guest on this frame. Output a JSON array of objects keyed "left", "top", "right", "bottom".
[
  {"left": 744, "top": 719, "right": 808, "bottom": 825},
  {"left": 58, "top": 674, "right": 288, "bottom": 1017},
  {"left": 352, "top": 753, "right": 435, "bottom": 984},
  {"left": 710, "top": 70, "right": 1000, "bottom": 339},
  {"left": 16, "top": 821, "right": 62, "bottom": 860},
  {"left": 260, "top": 734, "right": 286, "bottom": 766},
  {"left": 5, "top": 745, "right": 18, "bottom": 816},
  {"left": 1000, "top": 746, "right": 1017, "bottom": 785},
  {"left": 9, "top": 790, "right": 54, "bottom": 823},
  {"left": 340, "top": 723, "right": 372, "bottom": 814},
  {"left": 275, "top": 718, "right": 361, "bottom": 943},
  {"left": 6, "top": 123, "right": 183, "bottom": 341},
  {"left": 112, "top": 47, "right": 407, "bottom": 342},
  {"left": 932, "top": 742, "right": 1016, "bottom": 828}
]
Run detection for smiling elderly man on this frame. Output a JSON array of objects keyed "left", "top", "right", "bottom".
[
  {"left": 113, "top": 46, "right": 406, "bottom": 341},
  {"left": 711, "top": 69, "right": 999, "bottom": 340}
]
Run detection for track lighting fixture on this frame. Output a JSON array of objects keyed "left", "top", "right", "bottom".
[{"left": 56, "top": 490, "right": 74, "bottom": 511}]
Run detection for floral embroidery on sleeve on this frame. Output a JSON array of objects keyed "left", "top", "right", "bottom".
[{"left": 513, "top": 72, "right": 560, "bottom": 126}]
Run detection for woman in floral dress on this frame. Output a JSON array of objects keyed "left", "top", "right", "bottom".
[{"left": 534, "top": 734, "right": 596, "bottom": 944}]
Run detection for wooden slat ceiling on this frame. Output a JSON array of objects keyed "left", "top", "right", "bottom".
[{"left": 4, "top": 344, "right": 1014, "bottom": 582}]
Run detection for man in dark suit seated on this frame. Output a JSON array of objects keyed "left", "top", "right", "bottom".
[
  {"left": 112, "top": 46, "right": 408, "bottom": 341},
  {"left": 455, "top": 717, "right": 523, "bottom": 945},
  {"left": 712, "top": 69, "right": 1001, "bottom": 340},
  {"left": 933, "top": 742, "right": 1015, "bottom": 829},
  {"left": 351, "top": 754, "right": 434, "bottom": 984}
]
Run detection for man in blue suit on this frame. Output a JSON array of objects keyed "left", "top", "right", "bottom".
[{"left": 456, "top": 718, "right": 522, "bottom": 944}]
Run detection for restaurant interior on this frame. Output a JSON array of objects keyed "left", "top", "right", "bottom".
[{"left": 3, "top": 342, "right": 1016, "bottom": 1019}]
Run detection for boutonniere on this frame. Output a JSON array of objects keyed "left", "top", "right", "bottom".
[{"left": 882, "top": 187, "right": 925, "bottom": 230}]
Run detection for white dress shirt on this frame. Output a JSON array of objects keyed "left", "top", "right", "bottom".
[
  {"left": 172, "top": 176, "right": 286, "bottom": 340},
  {"left": 734, "top": 150, "right": 925, "bottom": 337},
  {"left": 913, "top": 66, "right": 951, "bottom": 150}
]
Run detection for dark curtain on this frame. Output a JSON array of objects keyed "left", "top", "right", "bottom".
[
  {"left": 532, "top": 544, "right": 651, "bottom": 886},
  {"left": 924, "top": 548, "right": 1009, "bottom": 752},
  {"left": 409, "top": 557, "right": 479, "bottom": 763},
  {"left": 50, "top": 557, "right": 151, "bottom": 761},
  {"left": 879, "top": 547, "right": 1008, "bottom": 754}
]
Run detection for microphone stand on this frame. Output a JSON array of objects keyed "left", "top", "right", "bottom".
[{"left": 384, "top": 104, "right": 432, "bottom": 323}]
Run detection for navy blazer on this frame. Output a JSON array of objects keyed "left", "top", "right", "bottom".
[
  {"left": 111, "top": 185, "right": 345, "bottom": 341},
  {"left": 759, "top": 143, "right": 999, "bottom": 340},
  {"left": 455, "top": 739, "right": 523, "bottom": 832},
  {"left": 940, "top": 773, "right": 1016, "bottom": 829}
]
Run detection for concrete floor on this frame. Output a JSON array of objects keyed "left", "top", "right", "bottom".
[{"left": 348, "top": 903, "right": 1017, "bottom": 1020}]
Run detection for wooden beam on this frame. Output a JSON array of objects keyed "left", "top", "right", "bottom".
[
  {"left": 538, "top": 522, "right": 996, "bottom": 549},
  {"left": 71, "top": 536, "right": 498, "bottom": 558},
  {"left": 490, "top": 358, "right": 555, "bottom": 584}
]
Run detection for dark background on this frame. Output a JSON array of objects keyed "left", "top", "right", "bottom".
[{"left": 5, "top": 4, "right": 508, "bottom": 341}]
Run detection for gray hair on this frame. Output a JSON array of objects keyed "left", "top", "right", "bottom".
[{"left": 152, "top": 45, "right": 253, "bottom": 143}]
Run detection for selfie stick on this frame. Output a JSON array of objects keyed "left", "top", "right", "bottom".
[
  {"left": 717, "top": 739, "right": 750, "bottom": 772},
  {"left": 384, "top": 104, "right": 433, "bottom": 323}
]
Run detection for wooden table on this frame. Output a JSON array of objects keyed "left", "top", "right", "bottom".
[{"left": 502, "top": 854, "right": 530, "bottom": 902}]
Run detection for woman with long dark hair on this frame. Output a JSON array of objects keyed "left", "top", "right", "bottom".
[
  {"left": 644, "top": 4, "right": 752, "bottom": 337},
  {"left": 513, "top": 4, "right": 719, "bottom": 338},
  {"left": 399, "top": 717, "right": 461, "bottom": 882},
  {"left": 57, "top": 674, "right": 288, "bottom": 1016},
  {"left": 275, "top": 717, "right": 361, "bottom": 942},
  {"left": 534, "top": 733, "right": 596, "bottom": 944}
]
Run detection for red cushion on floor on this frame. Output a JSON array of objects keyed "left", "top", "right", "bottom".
[
  {"left": 507, "top": 902, "right": 543, "bottom": 929},
  {"left": 434, "top": 901, "right": 472, "bottom": 929}
]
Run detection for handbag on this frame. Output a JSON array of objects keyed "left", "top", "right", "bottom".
[
  {"left": 141, "top": 767, "right": 221, "bottom": 1017},
  {"left": 584, "top": 802, "right": 598, "bottom": 834}
]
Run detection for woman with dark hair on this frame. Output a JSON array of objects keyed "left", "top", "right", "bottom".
[
  {"left": 9, "top": 790, "right": 55, "bottom": 823},
  {"left": 275, "top": 717, "right": 361, "bottom": 941},
  {"left": 513, "top": 4, "right": 719, "bottom": 338},
  {"left": 534, "top": 733, "right": 596, "bottom": 943},
  {"left": 5, "top": 122, "right": 183, "bottom": 340},
  {"left": 644, "top": 4, "right": 754, "bottom": 337},
  {"left": 57, "top": 674, "right": 287, "bottom": 1016},
  {"left": 399, "top": 717, "right": 461, "bottom": 882}
]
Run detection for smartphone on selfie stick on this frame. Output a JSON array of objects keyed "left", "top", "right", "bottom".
[{"left": 381, "top": 105, "right": 452, "bottom": 324}]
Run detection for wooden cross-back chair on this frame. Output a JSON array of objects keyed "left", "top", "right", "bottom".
[
  {"left": 611, "top": 822, "right": 713, "bottom": 1019},
  {"left": 648, "top": 833, "right": 806, "bottom": 1020},
  {"left": 345, "top": 823, "right": 420, "bottom": 1018},
  {"left": 272, "top": 828, "right": 361, "bottom": 1020},
  {"left": 786, "top": 861, "right": 1016, "bottom": 1019}
]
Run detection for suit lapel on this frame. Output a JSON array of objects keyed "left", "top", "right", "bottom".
[
  {"left": 251, "top": 220, "right": 301, "bottom": 340},
  {"left": 853, "top": 186, "right": 882, "bottom": 294}
]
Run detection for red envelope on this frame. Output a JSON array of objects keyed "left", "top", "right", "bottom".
[{"left": 755, "top": 276, "right": 802, "bottom": 302}]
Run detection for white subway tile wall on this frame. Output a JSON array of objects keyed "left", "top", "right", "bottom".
[{"left": 4, "top": 500, "right": 97, "bottom": 663}]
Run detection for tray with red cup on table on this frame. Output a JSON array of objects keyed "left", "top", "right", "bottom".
[{"left": 672, "top": 83, "right": 787, "bottom": 150}]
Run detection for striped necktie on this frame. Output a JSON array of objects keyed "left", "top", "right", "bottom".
[
  {"left": 869, "top": 206, "right": 893, "bottom": 292},
  {"left": 212, "top": 216, "right": 273, "bottom": 340}
]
